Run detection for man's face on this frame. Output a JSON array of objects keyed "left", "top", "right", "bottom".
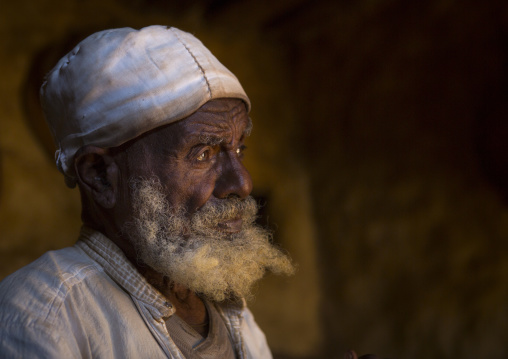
[
  {"left": 116, "top": 99, "right": 293, "bottom": 301},
  {"left": 123, "top": 98, "right": 253, "bottom": 224}
]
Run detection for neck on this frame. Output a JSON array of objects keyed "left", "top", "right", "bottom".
[
  {"left": 171, "top": 283, "right": 209, "bottom": 330},
  {"left": 142, "top": 269, "right": 210, "bottom": 337}
]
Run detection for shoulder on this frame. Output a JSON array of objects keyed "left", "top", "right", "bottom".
[
  {"left": 0, "top": 245, "right": 109, "bottom": 356},
  {"left": 0, "top": 245, "right": 102, "bottom": 325}
]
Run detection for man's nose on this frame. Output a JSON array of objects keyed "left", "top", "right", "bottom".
[{"left": 213, "top": 153, "right": 253, "bottom": 199}]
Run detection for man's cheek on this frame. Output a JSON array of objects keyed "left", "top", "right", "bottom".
[{"left": 184, "top": 183, "right": 216, "bottom": 214}]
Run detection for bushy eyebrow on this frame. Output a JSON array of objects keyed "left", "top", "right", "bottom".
[{"left": 198, "top": 134, "right": 225, "bottom": 146}]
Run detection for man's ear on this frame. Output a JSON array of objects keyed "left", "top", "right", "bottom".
[{"left": 74, "top": 145, "right": 119, "bottom": 208}]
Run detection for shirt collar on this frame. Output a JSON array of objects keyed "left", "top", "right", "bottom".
[{"left": 76, "top": 226, "right": 175, "bottom": 319}]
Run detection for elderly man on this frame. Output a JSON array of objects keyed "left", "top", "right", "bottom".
[{"left": 0, "top": 25, "right": 295, "bottom": 358}]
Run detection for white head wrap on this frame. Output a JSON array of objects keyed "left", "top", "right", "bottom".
[{"left": 40, "top": 25, "right": 250, "bottom": 187}]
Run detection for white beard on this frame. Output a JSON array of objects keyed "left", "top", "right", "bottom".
[{"left": 125, "top": 178, "right": 295, "bottom": 302}]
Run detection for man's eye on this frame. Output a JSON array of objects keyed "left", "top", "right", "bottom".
[
  {"left": 236, "top": 145, "right": 247, "bottom": 156},
  {"left": 196, "top": 150, "right": 210, "bottom": 161}
]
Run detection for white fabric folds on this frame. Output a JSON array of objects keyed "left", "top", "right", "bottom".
[{"left": 40, "top": 25, "right": 250, "bottom": 187}]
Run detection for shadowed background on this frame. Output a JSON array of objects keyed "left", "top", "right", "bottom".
[{"left": 1, "top": 0, "right": 508, "bottom": 358}]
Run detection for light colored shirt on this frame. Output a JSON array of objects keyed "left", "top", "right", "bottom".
[{"left": 0, "top": 227, "right": 272, "bottom": 358}]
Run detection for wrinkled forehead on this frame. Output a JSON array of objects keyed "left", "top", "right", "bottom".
[
  {"left": 115, "top": 99, "right": 251, "bottom": 165},
  {"left": 168, "top": 103, "right": 251, "bottom": 157},
  {"left": 188, "top": 98, "right": 252, "bottom": 136}
]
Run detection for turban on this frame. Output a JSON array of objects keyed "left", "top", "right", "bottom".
[{"left": 40, "top": 25, "right": 250, "bottom": 187}]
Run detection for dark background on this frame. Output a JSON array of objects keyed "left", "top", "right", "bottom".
[{"left": 1, "top": 0, "right": 508, "bottom": 358}]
